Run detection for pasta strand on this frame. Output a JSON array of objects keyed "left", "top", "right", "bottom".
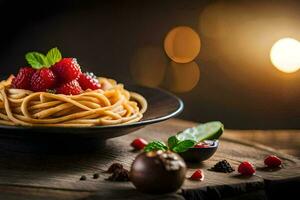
[{"left": 0, "top": 77, "right": 147, "bottom": 127}]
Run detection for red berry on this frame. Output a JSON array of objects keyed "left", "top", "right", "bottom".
[
  {"left": 190, "top": 169, "right": 204, "bottom": 181},
  {"left": 238, "top": 161, "right": 255, "bottom": 176},
  {"left": 11, "top": 67, "right": 36, "bottom": 90},
  {"left": 51, "top": 58, "right": 81, "bottom": 83},
  {"left": 56, "top": 80, "right": 83, "bottom": 95},
  {"left": 131, "top": 138, "right": 148, "bottom": 150},
  {"left": 78, "top": 72, "right": 101, "bottom": 90},
  {"left": 264, "top": 155, "right": 282, "bottom": 168},
  {"left": 30, "top": 68, "right": 56, "bottom": 92},
  {"left": 194, "top": 144, "right": 210, "bottom": 148}
]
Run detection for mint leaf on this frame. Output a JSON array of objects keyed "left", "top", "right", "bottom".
[
  {"left": 172, "top": 140, "right": 196, "bottom": 153},
  {"left": 46, "top": 47, "right": 62, "bottom": 65},
  {"left": 144, "top": 141, "right": 168, "bottom": 152},
  {"left": 168, "top": 136, "right": 179, "bottom": 150},
  {"left": 25, "top": 52, "right": 49, "bottom": 69}
]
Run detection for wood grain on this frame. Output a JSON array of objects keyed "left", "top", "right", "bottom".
[
  {"left": 224, "top": 130, "right": 300, "bottom": 157},
  {"left": 0, "top": 119, "right": 298, "bottom": 200}
]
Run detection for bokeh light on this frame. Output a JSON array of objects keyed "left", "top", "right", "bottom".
[
  {"left": 130, "top": 46, "right": 167, "bottom": 87},
  {"left": 198, "top": 0, "right": 300, "bottom": 89},
  {"left": 270, "top": 38, "right": 300, "bottom": 73},
  {"left": 199, "top": 1, "right": 233, "bottom": 39},
  {"left": 162, "top": 61, "right": 200, "bottom": 93},
  {"left": 164, "top": 26, "right": 201, "bottom": 63}
]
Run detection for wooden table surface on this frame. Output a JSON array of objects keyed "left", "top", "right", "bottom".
[{"left": 0, "top": 119, "right": 299, "bottom": 200}]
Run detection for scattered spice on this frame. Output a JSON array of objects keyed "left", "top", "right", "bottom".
[
  {"left": 106, "top": 168, "right": 130, "bottom": 182},
  {"left": 105, "top": 162, "right": 130, "bottom": 182},
  {"left": 210, "top": 160, "right": 235, "bottom": 173},
  {"left": 106, "top": 163, "right": 124, "bottom": 173},
  {"left": 80, "top": 175, "right": 87, "bottom": 181},
  {"left": 93, "top": 173, "right": 99, "bottom": 179}
]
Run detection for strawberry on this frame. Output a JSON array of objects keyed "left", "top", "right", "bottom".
[
  {"left": 30, "top": 68, "right": 56, "bottom": 92},
  {"left": 131, "top": 138, "right": 148, "bottom": 150},
  {"left": 78, "top": 72, "right": 101, "bottom": 90},
  {"left": 56, "top": 80, "right": 82, "bottom": 95},
  {"left": 190, "top": 169, "right": 204, "bottom": 181},
  {"left": 51, "top": 58, "right": 81, "bottom": 83},
  {"left": 264, "top": 155, "right": 282, "bottom": 168},
  {"left": 238, "top": 161, "right": 255, "bottom": 176},
  {"left": 11, "top": 67, "right": 36, "bottom": 90}
]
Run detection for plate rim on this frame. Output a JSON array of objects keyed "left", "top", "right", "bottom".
[{"left": 0, "top": 87, "right": 184, "bottom": 130}]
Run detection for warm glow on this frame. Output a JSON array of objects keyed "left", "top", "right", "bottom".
[
  {"left": 130, "top": 47, "right": 167, "bottom": 87},
  {"left": 270, "top": 38, "right": 300, "bottom": 73},
  {"left": 164, "top": 26, "right": 201, "bottom": 63},
  {"left": 162, "top": 61, "right": 200, "bottom": 93}
]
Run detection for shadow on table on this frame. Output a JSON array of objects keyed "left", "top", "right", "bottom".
[{"left": 81, "top": 187, "right": 184, "bottom": 200}]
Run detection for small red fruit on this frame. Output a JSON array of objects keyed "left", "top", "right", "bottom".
[
  {"left": 78, "top": 72, "right": 101, "bottom": 90},
  {"left": 238, "top": 161, "right": 255, "bottom": 176},
  {"left": 264, "top": 155, "right": 282, "bottom": 168},
  {"left": 11, "top": 67, "right": 36, "bottom": 90},
  {"left": 56, "top": 80, "right": 83, "bottom": 95},
  {"left": 194, "top": 144, "right": 210, "bottom": 148},
  {"left": 190, "top": 169, "right": 204, "bottom": 181},
  {"left": 30, "top": 68, "right": 56, "bottom": 92},
  {"left": 131, "top": 138, "right": 148, "bottom": 150},
  {"left": 52, "top": 58, "right": 81, "bottom": 83}
]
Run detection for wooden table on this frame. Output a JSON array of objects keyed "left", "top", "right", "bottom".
[{"left": 0, "top": 119, "right": 299, "bottom": 200}]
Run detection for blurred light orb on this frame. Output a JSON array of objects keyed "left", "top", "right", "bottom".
[
  {"left": 163, "top": 61, "right": 200, "bottom": 93},
  {"left": 270, "top": 38, "right": 300, "bottom": 73},
  {"left": 130, "top": 47, "right": 167, "bottom": 87},
  {"left": 199, "top": 1, "right": 232, "bottom": 39},
  {"left": 164, "top": 26, "right": 201, "bottom": 63}
]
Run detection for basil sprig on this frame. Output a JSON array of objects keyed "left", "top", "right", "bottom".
[
  {"left": 144, "top": 138, "right": 195, "bottom": 153},
  {"left": 167, "top": 135, "right": 195, "bottom": 153},
  {"left": 144, "top": 141, "right": 168, "bottom": 152},
  {"left": 25, "top": 47, "right": 62, "bottom": 69},
  {"left": 143, "top": 121, "right": 224, "bottom": 153},
  {"left": 168, "top": 136, "right": 196, "bottom": 153}
]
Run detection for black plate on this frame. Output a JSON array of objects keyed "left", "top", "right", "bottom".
[{"left": 0, "top": 86, "right": 183, "bottom": 141}]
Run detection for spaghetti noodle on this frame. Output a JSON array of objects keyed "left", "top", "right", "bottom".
[{"left": 0, "top": 76, "right": 147, "bottom": 127}]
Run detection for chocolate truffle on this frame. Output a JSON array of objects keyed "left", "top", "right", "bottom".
[{"left": 130, "top": 150, "right": 187, "bottom": 194}]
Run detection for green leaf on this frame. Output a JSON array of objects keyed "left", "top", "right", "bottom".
[
  {"left": 144, "top": 140, "right": 168, "bottom": 152},
  {"left": 176, "top": 121, "right": 224, "bottom": 143},
  {"left": 172, "top": 140, "right": 196, "bottom": 153},
  {"left": 46, "top": 47, "right": 62, "bottom": 65},
  {"left": 25, "top": 52, "right": 49, "bottom": 69},
  {"left": 168, "top": 135, "right": 179, "bottom": 150}
]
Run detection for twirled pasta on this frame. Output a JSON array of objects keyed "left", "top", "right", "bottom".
[{"left": 0, "top": 76, "right": 147, "bottom": 127}]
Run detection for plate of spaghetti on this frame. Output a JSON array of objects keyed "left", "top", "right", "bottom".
[{"left": 0, "top": 48, "right": 183, "bottom": 140}]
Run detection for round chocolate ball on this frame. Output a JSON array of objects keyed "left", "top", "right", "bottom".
[{"left": 130, "top": 150, "right": 187, "bottom": 194}]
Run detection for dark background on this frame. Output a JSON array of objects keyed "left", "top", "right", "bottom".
[{"left": 0, "top": 0, "right": 299, "bottom": 129}]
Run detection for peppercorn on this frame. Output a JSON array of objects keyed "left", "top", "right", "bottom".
[
  {"left": 106, "top": 168, "right": 130, "bottom": 182},
  {"left": 80, "top": 175, "right": 87, "bottom": 181},
  {"left": 210, "top": 160, "right": 234, "bottom": 173},
  {"left": 93, "top": 173, "right": 99, "bottom": 179},
  {"left": 106, "top": 163, "right": 123, "bottom": 173}
]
